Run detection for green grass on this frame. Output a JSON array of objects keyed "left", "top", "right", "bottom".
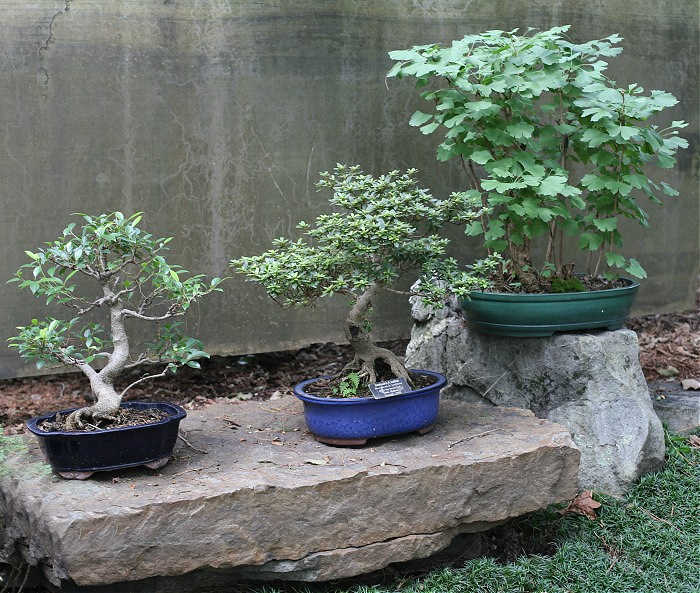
[{"left": 258, "top": 431, "right": 700, "bottom": 593}]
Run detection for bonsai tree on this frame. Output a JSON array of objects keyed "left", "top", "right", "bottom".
[
  {"left": 231, "top": 164, "right": 496, "bottom": 386},
  {"left": 388, "top": 26, "right": 688, "bottom": 288},
  {"left": 8, "top": 212, "right": 223, "bottom": 429}
]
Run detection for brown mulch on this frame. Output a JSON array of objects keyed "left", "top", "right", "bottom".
[
  {"left": 0, "top": 341, "right": 406, "bottom": 434},
  {"left": 626, "top": 279, "right": 700, "bottom": 382}
]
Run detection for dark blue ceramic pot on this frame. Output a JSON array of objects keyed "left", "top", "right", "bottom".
[
  {"left": 294, "top": 369, "right": 445, "bottom": 446},
  {"left": 26, "top": 401, "right": 186, "bottom": 479}
]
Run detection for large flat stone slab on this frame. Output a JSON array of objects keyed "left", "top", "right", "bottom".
[{"left": 0, "top": 398, "right": 579, "bottom": 590}]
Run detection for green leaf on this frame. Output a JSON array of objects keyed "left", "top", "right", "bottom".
[
  {"left": 592, "top": 217, "right": 617, "bottom": 232},
  {"left": 618, "top": 126, "right": 639, "bottom": 141},
  {"left": 605, "top": 252, "right": 626, "bottom": 268},
  {"left": 464, "top": 221, "right": 483, "bottom": 236},
  {"left": 506, "top": 122, "right": 535, "bottom": 139},
  {"left": 409, "top": 111, "right": 433, "bottom": 126},
  {"left": 625, "top": 258, "right": 647, "bottom": 278},
  {"left": 580, "top": 128, "right": 609, "bottom": 148},
  {"left": 470, "top": 150, "right": 493, "bottom": 165},
  {"left": 660, "top": 182, "right": 679, "bottom": 197},
  {"left": 420, "top": 122, "right": 440, "bottom": 135},
  {"left": 579, "top": 232, "right": 604, "bottom": 251},
  {"left": 537, "top": 175, "right": 568, "bottom": 197}
]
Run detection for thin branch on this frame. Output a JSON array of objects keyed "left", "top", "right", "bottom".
[
  {"left": 121, "top": 307, "right": 184, "bottom": 322},
  {"left": 119, "top": 366, "right": 169, "bottom": 398},
  {"left": 448, "top": 429, "right": 501, "bottom": 449},
  {"left": 178, "top": 431, "right": 208, "bottom": 454}
]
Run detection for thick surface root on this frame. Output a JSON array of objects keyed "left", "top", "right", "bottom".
[
  {"left": 65, "top": 405, "right": 118, "bottom": 431},
  {"left": 352, "top": 346, "right": 413, "bottom": 387}
]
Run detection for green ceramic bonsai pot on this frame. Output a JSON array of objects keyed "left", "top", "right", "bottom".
[{"left": 461, "top": 279, "right": 640, "bottom": 337}]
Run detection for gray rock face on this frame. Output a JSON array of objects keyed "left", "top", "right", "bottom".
[
  {"left": 406, "top": 297, "right": 665, "bottom": 496},
  {"left": 0, "top": 399, "right": 578, "bottom": 590},
  {"left": 649, "top": 381, "right": 700, "bottom": 434}
]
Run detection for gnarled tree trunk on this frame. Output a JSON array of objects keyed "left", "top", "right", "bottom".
[
  {"left": 65, "top": 287, "right": 128, "bottom": 430},
  {"left": 343, "top": 283, "right": 411, "bottom": 385}
]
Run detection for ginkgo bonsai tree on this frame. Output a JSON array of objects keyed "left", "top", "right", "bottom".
[
  {"left": 8, "top": 212, "right": 223, "bottom": 430},
  {"left": 388, "top": 26, "right": 688, "bottom": 290},
  {"left": 232, "top": 164, "right": 496, "bottom": 388}
]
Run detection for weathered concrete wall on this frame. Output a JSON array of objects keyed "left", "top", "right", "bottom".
[{"left": 0, "top": 1, "right": 698, "bottom": 378}]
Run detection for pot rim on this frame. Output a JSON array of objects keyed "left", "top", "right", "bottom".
[
  {"left": 25, "top": 401, "right": 186, "bottom": 437},
  {"left": 294, "top": 369, "right": 446, "bottom": 405},
  {"left": 468, "top": 277, "right": 640, "bottom": 303}
]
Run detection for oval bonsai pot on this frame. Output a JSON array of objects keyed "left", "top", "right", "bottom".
[
  {"left": 294, "top": 369, "right": 446, "bottom": 446},
  {"left": 26, "top": 401, "right": 186, "bottom": 479},
  {"left": 461, "top": 278, "right": 640, "bottom": 337}
]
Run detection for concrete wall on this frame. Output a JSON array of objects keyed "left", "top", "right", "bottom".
[{"left": 0, "top": 0, "right": 698, "bottom": 378}]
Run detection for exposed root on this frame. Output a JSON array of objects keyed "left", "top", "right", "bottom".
[
  {"left": 64, "top": 405, "right": 118, "bottom": 431},
  {"left": 335, "top": 355, "right": 361, "bottom": 378},
  {"left": 353, "top": 346, "right": 412, "bottom": 387}
]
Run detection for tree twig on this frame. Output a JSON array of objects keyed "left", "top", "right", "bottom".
[
  {"left": 448, "top": 429, "right": 501, "bottom": 449},
  {"left": 178, "top": 431, "right": 208, "bottom": 454},
  {"left": 119, "top": 366, "right": 169, "bottom": 397}
]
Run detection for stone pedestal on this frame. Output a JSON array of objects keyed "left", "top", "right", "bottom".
[
  {"left": 0, "top": 398, "right": 578, "bottom": 591},
  {"left": 406, "top": 296, "right": 664, "bottom": 496}
]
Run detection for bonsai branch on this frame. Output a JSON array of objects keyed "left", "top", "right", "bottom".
[{"left": 119, "top": 366, "right": 170, "bottom": 398}]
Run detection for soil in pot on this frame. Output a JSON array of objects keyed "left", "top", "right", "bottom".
[
  {"left": 306, "top": 363, "right": 436, "bottom": 399},
  {"left": 489, "top": 274, "right": 628, "bottom": 294},
  {"left": 38, "top": 407, "right": 169, "bottom": 432}
]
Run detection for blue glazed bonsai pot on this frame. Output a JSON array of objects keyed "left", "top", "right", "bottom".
[
  {"left": 294, "top": 369, "right": 446, "bottom": 446},
  {"left": 26, "top": 401, "right": 186, "bottom": 479}
]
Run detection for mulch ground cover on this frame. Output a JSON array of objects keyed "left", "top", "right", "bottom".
[
  {"left": 2, "top": 279, "right": 698, "bottom": 434},
  {"left": 0, "top": 341, "right": 406, "bottom": 434}
]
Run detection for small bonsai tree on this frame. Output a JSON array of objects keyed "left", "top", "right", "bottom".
[
  {"left": 8, "top": 212, "right": 223, "bottom": 429},
  {"left": 231, "top": 164, "right": 496, "bottom": 386},
  {"left": 388, "top": 26, "right": 688, "bottom": 288}
]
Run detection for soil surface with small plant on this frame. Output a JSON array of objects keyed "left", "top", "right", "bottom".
[
  {"left": 38, "top": 407, "right": 169, "bottom": 432},
  {"left": 488, "top": 274, "right": 630, "bottom": 294},
  {"left": 305, "top": 368, "right": 436, "bottom": 399}
]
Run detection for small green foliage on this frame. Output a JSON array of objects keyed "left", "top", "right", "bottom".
[
  {"left": 232, "top": 165, "right": 493, "bottom": 314},
  {"left": 332, "top": 372, "right": 361, "bottom": 397},
  {"left": 7, "top": 212, "right": 223, "bottom": 389},
  {"left": 550, "top": 277, "right": 585, "bottom": 293},
  {"left": 389, "top": 26, "right": 687, "bottom": 281}
]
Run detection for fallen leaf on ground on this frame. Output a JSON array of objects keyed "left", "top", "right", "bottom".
[
  {"left": 657, "top": 366, "right": 680, "bottom": 378},
  {"left": 688, "top": 435, "right": 700, "bottom": 448},
  {"left": 681, "top": 379, "right": 700, "bottom": 390},
  {"left": 560, "top": 490, "right": 601, "bottom": 520},
  {"left": 304, "top": 457, "right": 330, "bottom": 465}
]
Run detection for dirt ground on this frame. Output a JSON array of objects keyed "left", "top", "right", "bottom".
[{"left": 2, "top": 281, "right": 698, "bottom": 434}]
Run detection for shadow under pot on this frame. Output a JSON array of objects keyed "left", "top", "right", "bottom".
[
  {"left": 25, "top": 401, "right": 186, "bottom": 480},
  {"left": 461, "top": 278, "right": 640, "bottom": 337},
  {"left": 294, "top": 369, "right": 446, "bottom": 446}
]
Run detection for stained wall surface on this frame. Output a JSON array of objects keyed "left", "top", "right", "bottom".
[{"left": 0, "top": 1, "right": 698, "bottom": 377}]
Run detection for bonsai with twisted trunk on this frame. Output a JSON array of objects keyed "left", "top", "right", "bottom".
[
  {"left": 9, "top": 212, "right": 223, "bottom": 429},
  {"left": 232, "top": 164, "right": 495, "bottom": 386}
]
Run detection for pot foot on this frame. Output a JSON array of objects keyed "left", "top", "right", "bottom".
[
  {"left": 416, "top": 424, "right": 434, "bottom": 435},
  {"left": 314, "top": 435, "right": 368, "bottom": 447},
  {"left": 57, "top": 471, "right": 94, "bottom": 480},
  {"left": 144, "top": 456, "right": 170, "bottom": 470}
]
